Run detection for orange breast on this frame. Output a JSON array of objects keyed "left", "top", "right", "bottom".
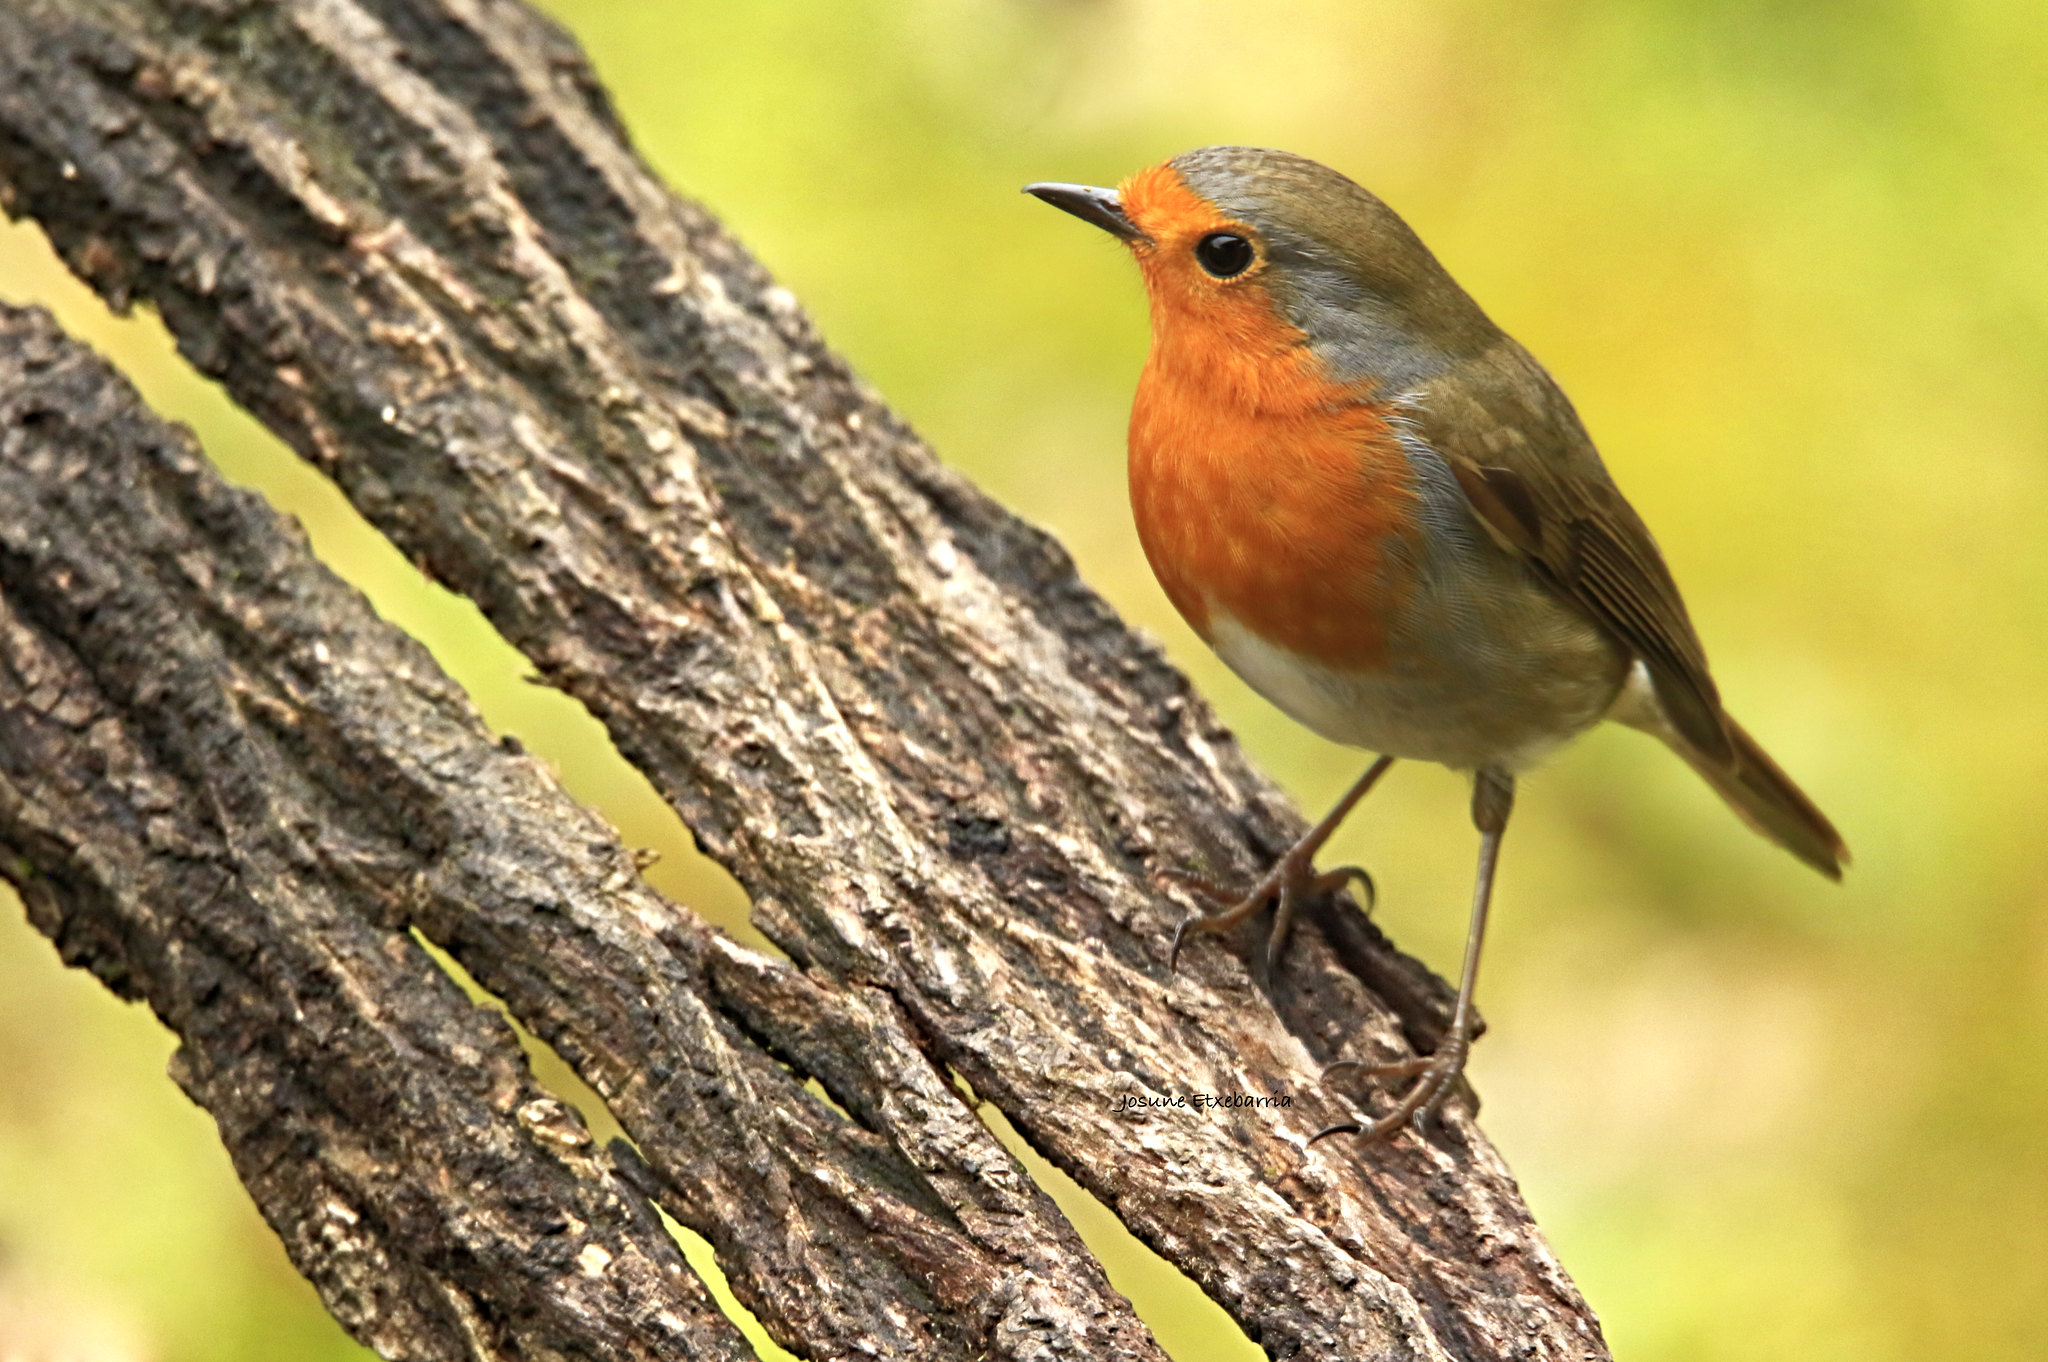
[{"left": 1127, "top": 296, "right": 1419, "bottom": 671}]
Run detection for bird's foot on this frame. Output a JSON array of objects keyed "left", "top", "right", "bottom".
[
  {"left": 1162, "top": 850, "right": 1373, "bottom": 975},
  {"left": 1311, "top": 1031, "right": 1474, "bottom": 1145}
]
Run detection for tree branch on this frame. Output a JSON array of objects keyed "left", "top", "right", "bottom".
[
  {"left": 0, "top": 302, "right": 760, "bottom": 1362},
  {"left": 0, "top": 2, "right": 1608, "bottom": 1359},
  {"left": 0, "top": 300, "right": 1165, "bottom": 1359}
]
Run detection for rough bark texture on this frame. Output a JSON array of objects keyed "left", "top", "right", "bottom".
[
  {"left": 0, "top": 2, "right": 1610, "bottom": 1360},
  {"left": 0, "top": 305, "right": 760, "bottom": 1362},
  {"left": 0, "top": 301, "right": 1164, "bottom": 1361}
]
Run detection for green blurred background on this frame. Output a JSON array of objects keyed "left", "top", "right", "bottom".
[{"left": 2, "top": 0, "right": 2043, "bottom": 1358}]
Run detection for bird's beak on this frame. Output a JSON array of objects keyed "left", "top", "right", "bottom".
[{"left": 1024, "top": 182, "right": 1148, "bottom": 244}]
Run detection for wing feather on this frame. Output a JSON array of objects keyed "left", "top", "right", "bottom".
[{"left": 1418, "top": 338, "right": 1734, "bottom": 764}]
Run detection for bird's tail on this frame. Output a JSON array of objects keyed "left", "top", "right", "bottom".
[
  {"left": 1610, "top": 666, "right": 1847, "bottom": 879},
  {"left": 1670, "top": 711, "right": 1848, "bottom": 880}
]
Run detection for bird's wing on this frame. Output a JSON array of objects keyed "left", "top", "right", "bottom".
[{"left": 1410, "top": 337, "right": 1735, "bottom": 766}]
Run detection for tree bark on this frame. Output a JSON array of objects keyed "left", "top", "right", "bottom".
[{"left": 0, "top": 2, "right": 1609, "bottom": 1360}]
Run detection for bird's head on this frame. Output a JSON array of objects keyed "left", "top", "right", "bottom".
[{"left": 1028, "top": 147, "right": 1499, "bottom": 392}]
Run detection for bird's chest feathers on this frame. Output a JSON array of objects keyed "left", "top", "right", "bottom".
[{"left": 1128, "top": 318, "right": 1419, "bottom": 670}]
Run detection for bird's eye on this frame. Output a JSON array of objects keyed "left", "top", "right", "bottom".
[{"left": 1194, "top": 232, "right": 1254, "bottom": 278}]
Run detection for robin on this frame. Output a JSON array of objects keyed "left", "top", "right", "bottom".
[{"left": 1026, "top": 147, "right": 1846, "bottom": 1142}]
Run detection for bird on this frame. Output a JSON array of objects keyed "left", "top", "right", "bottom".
[{"left": 1025, "top": 147, "right": 1846, "bottom": 1142}]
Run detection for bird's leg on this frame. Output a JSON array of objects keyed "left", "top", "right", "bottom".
[
  {"left": 1314, "top": 768, "right": 1514, "bottom": 1144},
  {"left": 1168, "top": 755, "right": 1394, "bottom": 973}
]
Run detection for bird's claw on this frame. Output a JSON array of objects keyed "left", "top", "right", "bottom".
[
  {"left": 1310, "top": 1035, "right": 1474, "bottom": 1146},
  {"left": 1310, "top": 864, "right": 1376, "bottom": 915},
  {"left": 1161, "top": 856, "right": 1376, "bottom": 975},
  {"left": 1156, "top": 868, "right": 1238, "bottom": 911}
]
